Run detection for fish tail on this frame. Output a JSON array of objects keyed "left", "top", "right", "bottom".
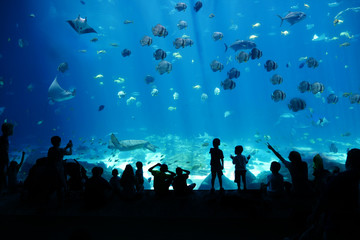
[
  {"left": 277, "top": 15, "right": 284, "bottom": 27},
  {"left": 224, "top": 43, "right": 228, "bottom": 52}
]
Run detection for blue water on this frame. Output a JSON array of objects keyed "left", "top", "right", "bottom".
[{"left": 1, "top": 0, "right": 360, "bottom": 183}]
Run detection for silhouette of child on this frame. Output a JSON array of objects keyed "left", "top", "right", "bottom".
[
  {"left": 265, "top": 161, "right": 284, "bottom": 197},
  {"left": 230, "top": 145, "right": 250, "bottom": 191},
  {"left": 135, "top": 161, "right": 144, "bottom": 192},
  {"left": 7, "top": 151, "right": 25, "bottom": 193},
  {"left": 172, "top": 167, "right": 196, "bottom": 195},
  {"left": 148, "top": 163, "right": 175, "bottom": 196},
  {"left": 47, "top": 136, "right": 73, "bottom": 202},
  {"left": 109, "top": 169, "right": 121, "bottom": 195},
  {"left": 0, "top": 122, "right": 14, "bottom": 193},
  {"left": 210, "top": 138, "right": 224, "bottom": 192}
]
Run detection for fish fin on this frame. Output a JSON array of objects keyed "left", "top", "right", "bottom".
[
  {"left": 277, "top": 15, "right": 284, "bottom": 27},
  {"left": 224, "top": 43, "right": 228, "bottom": 52}
]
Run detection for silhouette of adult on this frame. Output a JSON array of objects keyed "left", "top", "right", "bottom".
[
  {"left": 210, "top": 138, "right": 224, "bottom": 192},
  {"left": 311, "top": 154, "right": 330, "bottom": 195},
  {"left": 172, "top": 167, "right": 196, "bottom": 195},
  {"left": 148, "top": 163, "right": 175, "bottom": 196},
  {"left": 84, "top": 166, "right": 111, "bottom": 208},
  {"left": 267, "top": 143, "right": 311, "bottom": 196},
  {"left": 0, "top": 123, "right": 14, "bottom": 194},
  {"left": 307, "top": 148, "right": 360, "bottom": 240},
  {"left": 120, "top": 164, "right": 136, "bottom": 196}
]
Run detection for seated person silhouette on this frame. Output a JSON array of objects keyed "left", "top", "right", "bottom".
[
  {"left": 84, "top": 166, "right": 112, "bottom": 207},
  {"left": 264, "top": 161, "right": 285, "bottom": 197},
  {"left": 172, "top": 167, "right": 196, "bottom": 195},
  {"left": 148, "top": 163, "right": 175, "bottom": 196}
]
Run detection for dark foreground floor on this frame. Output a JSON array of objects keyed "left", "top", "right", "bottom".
[{"left": 0, "top": 190, "right": 315, "bottom": 240}]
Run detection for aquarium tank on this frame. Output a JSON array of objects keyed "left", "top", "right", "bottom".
[{"left": 0, "top": 0, "right": 359, "bottom": 189}]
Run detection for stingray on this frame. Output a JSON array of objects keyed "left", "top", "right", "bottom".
[
  {"left": 67, "top": 15, "right": 97, "bottom": 34},
  {"left": 48, "top": 77, "right": 76, "bottom": 103}
]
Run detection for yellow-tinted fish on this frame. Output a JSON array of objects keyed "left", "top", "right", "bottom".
[
  {"left": 304, "top": 3, "right": 310, "bottom": 8},
  {"left": 281, "top": 31, "right": 289, "bottom": 36},
  {"left": 193, "top": 85, "right": 201, "bottom": 89},
  {"left": 343, "top": 92, "right": 352, "bottom": 97},
  {"left": 209, "top": 13, "right": 215, "bottom": 18},
  {"left": 333, "top": 19, "right": 343, "bottom": 26},
  {"left": 97, "top": 50, "right": 106, "bottom": 54},
  {"left": 339, "top": 42, "right": 350, "bottom": 47},
  {"left": 252, "top": 23, "right": 261, "bottom": 28},
  {"left": 168, "top": 106, "right": 176, "bottom": 111},
  {"left": 249, "top": 35, "right": 258, "bottom": 40},
  {"left": 94, "top": 74, "right": 104, "bottom": 79}
]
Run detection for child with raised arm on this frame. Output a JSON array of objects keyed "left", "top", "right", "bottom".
[
  {"left": 7, "top": 151, "right": 25, "bottom": 193},
  {"left": 210, "top": 138, "right": 224, "bottom": 192},
  {"left": 230, "top": 145, "right": 251, "bottom": 191}
]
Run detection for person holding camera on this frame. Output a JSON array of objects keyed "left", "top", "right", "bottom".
[{"left": 48, "top": 136, "right": 73, "bottom": 203}]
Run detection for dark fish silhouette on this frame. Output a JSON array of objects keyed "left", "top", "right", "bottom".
[
  {"left": 194, "top": 1, "right": 203, "bottom": 12},
  {"left": 264, "top": 60, "right": 278, "bottom": 72},
  {"left": 298, "top": 81, "right": 311, "bottom": 93},
  {"left": 225, "top": 40, "right": 256, "bottom": 52},
  {"left": 249, "top": 48, "right": 262, "bottom": 60},
  {"left": 57, "top": 62, "right": 68, "bottom": 73},
  {"left": 98, "top": 105, "right": 105, "bottom": 111},
  {"left": 121, "top": 49, "right": 131, "bottom": 57},
  {"left": 153, "top": 49, "right": 167, "bottom": 60},
  {"left": 227, "top": 68, "right": 240, "bottom": 79},
  {"left": 271, "top": 90, "right": 286, "bottom": 102},
  {"left": 277, "top": 11, "right": 306, "bottom": 27},
  {"left": 221, "top": 78, "right": 236, "bottom": 90},
  {"left": 299, "top": 62, "right": 305, "bottom": 68},
  {"left": 144, "top": 75, "right": 154, "bottom": 84},
  {"left": 67, "top": 15, "right": 96, "bottom": 34},
  {"left": 306, "top": 57, "right": 319, "bottom": 68},
  {"left": 175, "top": 3, "right": 187, "bottom": 11},
  {"left": 288, "top": 98, "right": 306, "bottom": 112},
  {"left": 327, "top": 94, "right": 339, "bottom": 104}
]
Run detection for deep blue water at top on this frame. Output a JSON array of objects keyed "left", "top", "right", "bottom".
[{"left": 0, "top": 0, "right": 360, "bottom": 155}]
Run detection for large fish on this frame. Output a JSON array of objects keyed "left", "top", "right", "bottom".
[
  {"left": 48, "top": 77, "right": 76, "bottom": 103},
  {"left": 67, "top": 15, "right": 97, "bottom": 34},
  {"left": 277, "top": 11, "right": 306, "bottom": 27},
  {"left": 109, "top": 133, "right": 157, "bottom": 152},
  {"left": 225, "top": 40, "right": 256, "bottom": 52}
]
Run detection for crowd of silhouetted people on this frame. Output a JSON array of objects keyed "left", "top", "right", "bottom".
[{"left": 1, "top": 123, "right": 359, "bottom": 239}]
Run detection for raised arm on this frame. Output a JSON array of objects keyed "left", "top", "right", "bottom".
[
  {"left": 64, "top": 140, "right": 73, "bottom": 155},
  {"left": 19, "top": 151, "right": 25, "bottom": 169},
  {"left": 266, "top": 142, "right": 286, "bottom": 164},
  {"left": 148, "top": 163, "right": 161, "bottom": 172}
]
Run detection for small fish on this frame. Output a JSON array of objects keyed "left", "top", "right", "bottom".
[
  {"left": 194, "top": 1, "right": 203, "bottom": 12},
  {"left": 79, "top": 50, "right": 87, "bottom": 53},
  {"left": 90, "top": 38, "right": 98, "bottom": 42},
  {"left": 214, "top": 87, "right": 220, "bottom": 95},
  {"left": 97, "top": 50, "right": 106, "bottom": 54},
  {"left": 37, "top": 120, "right": 43, "bottom": 125},
  {"left": 80, "top": 0, "right": 85, "bottom": 5},
  {"left": 342, "top": 92, "right": 352, "bottom": 97},
  {"left": 98, "top": 105, "right": 105, "bottom": 111},
  {"left": 121, "top": 49, "right": 131, "bottom": 57},
  {"left": 281, "top": 31, "right": 289, "bottom": 36},
  {"left": 168, "top": 106, "right": 177, "bottom": 111},
  {"left": 299, "top": 62, "right": 306, "bottom": 68},
  {"left": 193, "top": 85, "right": 201, "bottom": 89},
  {"left": 304, "top": 3, "right": 310, "bottom": 8},
  {"left": 209, "top": 13, "right": 215, "bottom": 18},
  {"left": 339, "top": 42, "right": 350, "bottom": 47},
  {"left": 114, "top": 77, "right": 125, "bottom": 83},
  {"left": 110, "top": 43, "right": 118, "bottom": 47},
  {"left": 333, "top": 19, "right": 343, "bottom": 26},
  {"left": 94, "top": 74, "right": 104, "bottom": 79},
  {"left": 249, "top": 35, "right": 258, "bottom": 40},
  {"left": 124, "top": 20, "right": 133, "bottom": 24},
  {"left": 173, "top": 92, "right": 179, "bottom": 100},
  {"left": 341, "top": 132, "right": 351, "bottom": 137},
  {"left": 29, "top": 13, "right": 36, "bottom": 18},
  {"left": 252, "top": 23, "right": 261, "bottom": 28}
]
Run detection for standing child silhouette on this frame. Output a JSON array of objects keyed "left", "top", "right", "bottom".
[{"left": 210, "top": 138, "right": 224, "bottom": 192}]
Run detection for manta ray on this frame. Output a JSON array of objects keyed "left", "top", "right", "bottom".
[
  {"left": 48, "top": 77, "right": 76, "bottom": 103},
  {"left": 109, "top": 133, "right": 157, "bottom": 152},
  {"left": 67, "top": 15, "right": 97, "bottom": 34}
]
